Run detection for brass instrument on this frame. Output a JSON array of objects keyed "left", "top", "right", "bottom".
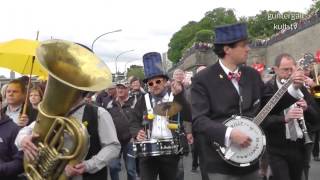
[
  {"left": 24, "top": 40, "right": 112, "bottom": 180},
  {"left": 311, "top": 63, "right": 320, "bottom": 99},
  {"left": 299, "top": 52, "right": 320, "bottom": 99}
]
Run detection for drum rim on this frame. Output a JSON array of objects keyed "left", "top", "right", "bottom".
[{"left": 133, "top": 138, "right": 180, "bottom": 157}]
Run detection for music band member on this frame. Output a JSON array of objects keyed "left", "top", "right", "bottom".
[
  {"left": 15, "top": 90, "right": 121, "bottom": 180},
  {"left": 261, "top": 53, "right": 320, "bottom": 180},
  {"left": 132, "top": 52, "right": 191, "bottom": 180},
  {"left": 191, "top": 23, "right": 305, "bottom": 180}
]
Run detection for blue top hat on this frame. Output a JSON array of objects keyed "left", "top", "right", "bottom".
[
  {"left": 143, "top": 52, "right": 169, "bottom": 83},
  {"left": 214, "top": 23, "right": 248, "bottom": 44}
]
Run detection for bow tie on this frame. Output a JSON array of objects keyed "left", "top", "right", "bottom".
[{"left": 227, "top": 72, "right": 241, "bottom": 82}]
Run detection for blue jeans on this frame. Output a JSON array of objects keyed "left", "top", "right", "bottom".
[
  {"left": 109, "top": 142, "right": 137, "bottom": 180},
  {"left": 124, "top": 142, "right": 137, "bottom": 180},
  {"left": 109, "top": 157, "right": 121, "bottom": 180}
]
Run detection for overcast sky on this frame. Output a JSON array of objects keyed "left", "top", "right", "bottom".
[{"left": 0, "top": 0, "right": 315, "bottom": 77}]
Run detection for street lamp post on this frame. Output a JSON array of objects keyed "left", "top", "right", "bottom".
[
  {"left": 91, "top": 29, "right": 122, "bottom": 51},
  {"left": 115, "top": 49, "right": 135, "bottom": 74},
  {"left": 114, "top": 49, "right": 135, "bottom": 81},
  {"left": 124, "top": 59, "right": 141, "bottom": 77}
]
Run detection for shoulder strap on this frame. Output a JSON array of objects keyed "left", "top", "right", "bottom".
[{"left": 168, "top": 92, "right": 174, "bottom": 102}]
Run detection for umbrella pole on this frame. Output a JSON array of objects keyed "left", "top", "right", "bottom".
[
  {"left": 21, "top": 57, "right": 35, "bottom": 116},
  {"left": 21, "top": 31, "right": 39, "bottom": 124}
]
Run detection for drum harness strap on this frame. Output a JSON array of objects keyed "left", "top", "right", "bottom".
[
  {"left": 144, "top": 92, "right": 174, "bottom": 114},
  {"left": 144, "top": 92, "right": 174, "bottom": 138}
]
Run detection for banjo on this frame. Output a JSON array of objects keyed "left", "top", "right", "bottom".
[{"left": 214, "top": 54, "right": 314, "bottom": 167}]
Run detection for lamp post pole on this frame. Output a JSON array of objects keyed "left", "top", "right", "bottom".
[
  {"left": 124, "top": 59, "right": 141, "bottom": 77},
  {"left": 114, "top": 49, "right": 135, "bottom": 81},
  {"left": 91, "top": 29, "right": 122, "bottom": 51}
]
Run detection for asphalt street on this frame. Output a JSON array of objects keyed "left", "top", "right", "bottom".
[{"left": 114, "top": 153, "right": 320, "bottom": 180}]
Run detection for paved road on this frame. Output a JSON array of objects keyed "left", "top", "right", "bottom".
[{"left": 115, "top": 154, "right": 320, "bottom": 180}]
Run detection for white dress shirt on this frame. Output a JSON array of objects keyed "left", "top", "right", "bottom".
[{"left": 5, "top": 105, "right": 22, "bottom": 125}]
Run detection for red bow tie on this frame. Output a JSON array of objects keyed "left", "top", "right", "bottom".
[{"left": 227, "top": 72, "right": 241, "bottom": 82}]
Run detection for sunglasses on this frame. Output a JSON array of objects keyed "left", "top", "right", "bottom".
[{"left": 148, "top": 79, "right": 163, "bottom": 87}]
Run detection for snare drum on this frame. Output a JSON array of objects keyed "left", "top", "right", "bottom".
[{"left": 133, "top": 138, "right": 179, "bottom": 157}]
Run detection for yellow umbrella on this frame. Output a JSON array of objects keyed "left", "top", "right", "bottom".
[{"left": 0, "top": 39, "right": 48, "bottom": 78}]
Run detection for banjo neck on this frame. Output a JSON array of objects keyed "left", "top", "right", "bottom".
[{"left": 253, "top": 79, "right": 293, "bottom": 125}]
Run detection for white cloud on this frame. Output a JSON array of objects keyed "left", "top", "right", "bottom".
[{"left": 0, "top": 0, "right": 314, "bottom": 76}]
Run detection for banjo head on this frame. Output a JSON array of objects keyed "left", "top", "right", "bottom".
[{"left": 218, "top": 115, "right": 266, "bottom": 167}]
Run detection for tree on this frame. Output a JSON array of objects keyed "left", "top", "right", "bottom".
[
  {"left": 167, "top": 8, "right": 237, "bottom": 63},
  {"left": 126, "top": 65, "right": 144, "bottom": 80},
  {"left": 247, "top": 10, "right": 304, "bottom": 39},
  {"left": 307, "top": 0, "right": 320, "bottom": 15},
  {"left": 168, "top": 21, "right": 200, "bottom": 63},
  {"left": 201, "top": 8, "right": 237, "bottom": 27},
  {"left": 168, "top": 6, "right": 313, "bottom": 64},
  {"left": 195, "top": 29, "right": 214, "bottom": 43}
]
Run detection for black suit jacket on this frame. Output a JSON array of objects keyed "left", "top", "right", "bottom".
[
  {"left": 191, "top": 62, "right": 297, "bottom": 175},
  {"left": 261, "top": 77, "right": 320, "bottom": 154}
]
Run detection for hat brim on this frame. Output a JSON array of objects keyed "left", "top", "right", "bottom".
[
  {"left": 116, "top": 84, "right": 128, "bottom": 88},
  {"left": 143, "top": 75, "right": 169, "bottom": 83}
]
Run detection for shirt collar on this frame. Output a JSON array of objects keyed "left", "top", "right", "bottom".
[
  {"left": 219, "top": 59, "right": 239, "bottom": 75},
  {"left": 7, "top": 104, "right": 22, "bottom": 113}
]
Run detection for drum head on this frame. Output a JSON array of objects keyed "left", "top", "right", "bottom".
[{"left": 219, "top": 116, "right": 266, "bottom": 167}]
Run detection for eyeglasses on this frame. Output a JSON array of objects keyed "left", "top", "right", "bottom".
[{"left": 148, "top": 79, "right": 163, "bottom": 87}]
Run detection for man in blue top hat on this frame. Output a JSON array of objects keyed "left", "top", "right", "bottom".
[
  {"left": 191, "top": 22, "right": 305, "bottom": 180},
  {"left": 131, "top": 52, "right": 191, "bottom": 180}
]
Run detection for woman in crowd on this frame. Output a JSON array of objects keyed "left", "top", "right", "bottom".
[{"left": 29, "top": 86, "right": 43, "bottom": 109}]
